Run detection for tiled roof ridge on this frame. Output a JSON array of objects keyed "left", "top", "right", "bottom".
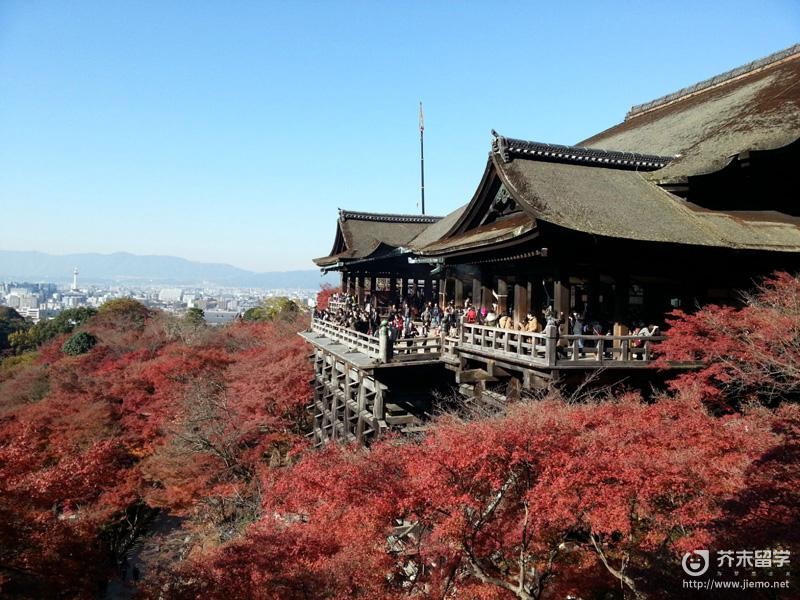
[
  {"left": 338, "top": 209, "right": 442, "bottom": 224},
  {"left": 626, "top": 43, "right": 800, "bottom": 120},
  {"left": 492, "top": 133, "right": 674, "bottom": 170}
]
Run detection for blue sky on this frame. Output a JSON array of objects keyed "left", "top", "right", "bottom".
[{"left": 1, "top": 2, "right": 798, "bottom": 271}]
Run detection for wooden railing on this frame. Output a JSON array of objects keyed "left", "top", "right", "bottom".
[
  {"left": 458, "top": 323, "right": 664, "bottom": 368},
  {"left": 391, "top": 335, "right": 442, "bottom": 361},
  {"left": 560, "top": 334, "right": 664, "bottom": 363},
  {"left": 310, "top": 318, "right": 663, "bottom": 369},
  {"left": 310, "top": 318, "right": 382, "bottom": 359},
  {"left": 310, "top": 318, "right": 441, "bottom": 363}
]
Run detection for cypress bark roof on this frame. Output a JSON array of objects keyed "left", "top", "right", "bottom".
[
  {"left": 313, "top": 45, "right": 800, "bottom": 267},
  {"left": 313, "top": 210, "right": 442, "bottom": 268},
  {"left": 494, "top": 152, "right": 800, "bottom": 251},
  {"left": 407, "top": 147, "right": 800, "bottom": 256},
  {"left": 580, "top": 44, "right": 800, "bottom": 183}
]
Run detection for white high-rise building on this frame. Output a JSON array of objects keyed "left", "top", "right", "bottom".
[{"left": 158, "top": 288, "right": 183, "bottom": 303}]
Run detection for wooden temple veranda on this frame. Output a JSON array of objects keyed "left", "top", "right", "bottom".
[{"left": 300, "top": 44, "right": 800, "bottom": 446}]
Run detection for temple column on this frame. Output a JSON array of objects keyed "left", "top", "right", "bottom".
[
  {"left": 496, "top": 278, "right": 508, "bottom": 315},
  {"left": 528, "top": 281, "right": 534, "bottom": 315},
  {"left": 613, "top": 275, "right": 630, "bottom": 345},
  {"left": 514, "top": 281, "right": 529, "bottom": 324},
  {"left": 439, "top": 278, "right": 447, "bottom": 307},
  {"left": 454, "top": 279, "right": 464, "bottom": 307},
  {"left": 389, "top": 275, "right": 398, "bottom": 306},
  {"left": 554, "top": 273, "right": 570, "bottom": 339},
  {"left": 481, "top": 283, "right": 493, "bottom": 312},
  {"left": 472, "top": 278, "right": 481, "bottom": 307},
  {"left": 355, "top": 275, "right": 364, "bottom": 305}
]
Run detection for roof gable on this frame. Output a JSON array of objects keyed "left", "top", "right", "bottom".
[{"left": 414, "top": 133, "right": 800, "bottom": 255}]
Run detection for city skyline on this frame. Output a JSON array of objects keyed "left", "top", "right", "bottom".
[{"left": 1, "top": 2, "right": 798, "bottom": 271}]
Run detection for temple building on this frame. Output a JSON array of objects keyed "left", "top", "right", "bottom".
[
  {"left": 302, "top": 44, "right": 800, "bottom": 446},
  {"left": 313, "top": 210, "right": 444, "bottom": 308}
]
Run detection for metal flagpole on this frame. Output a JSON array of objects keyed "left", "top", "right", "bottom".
[{"left": 419, "top": 101, "right": 425, "bottom": 215}]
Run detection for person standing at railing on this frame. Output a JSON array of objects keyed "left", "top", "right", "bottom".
[
  {"left": 570, "top": 305, "right": 588, "bottom": 358},
  {"left": 442, "top": 302, "right": 456, "bottom": 336},
  {"left": 465, "top": 304, "right": 478, "bottom": 325},
  {"left": 421, "top": 303, "right": 432, "bottom": 330},
  {"left": 523, "top": 313, "right": 542, "bottom": 333},
  {"left": 630, "top": 324, "right": 660, "bottom": 359},
  {"left": 498, "top": 313, "right": 514, "bottom": 329}
]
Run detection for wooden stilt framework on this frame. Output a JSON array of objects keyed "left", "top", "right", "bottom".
[{"left": 309, "top": 347, "right": 388, "bottom": 446}]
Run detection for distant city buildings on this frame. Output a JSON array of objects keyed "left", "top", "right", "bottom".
[{"left": 1, "top": 268, "right": 320, "bottom": 326}]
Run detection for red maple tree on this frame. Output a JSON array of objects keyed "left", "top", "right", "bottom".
[
  {"left": 164, "top": 395, "right": 795, "bottom": 599},
  {"left": 656, "top": 272, "right": 800, "bottom": 410}
]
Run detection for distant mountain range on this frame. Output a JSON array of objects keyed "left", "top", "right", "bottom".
[{"left": 0, "top": 250, "right": 337, "bottom": 288}]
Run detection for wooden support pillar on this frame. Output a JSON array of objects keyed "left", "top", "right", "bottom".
[
  {"left": 514, "top": 282, "right": 529, "bottom": 324},
  {"left": 439, "top": 278, "right": 447, "bottom": 307},
  {"left": 527, "top": 281, "right": 534, "bottom": 314},
  {"left": 472, "top": 278, "right": 481, "bottom": 307},
  {"left": 613, "top": 275, "right": 629, "bottom": 324},
  {"left": 496, "top": 278, "right": 508, "bottom": 315},
  {"left": 355, "top": 376, "right": 366, "bottom": 443},
  {"left": 345, "top": 274, "right": 352, "bottom": 295},
  {"left": 363, "top": 275, "right": 372, "bottom": 305},
  {"left": 454, "top": 279, "right": 464, "bottom": 307},
  {"left": 355, "top": 274, "right": 364, "bottom": 304},
  {"left": 613, "top": 275, "right": 630, "bottom": 348},
  {"left": 481, "top": 283, "right": 493, "bottom": 312},
  {"left": 554, "top": 274, "right": 570, "bottom": 338}
]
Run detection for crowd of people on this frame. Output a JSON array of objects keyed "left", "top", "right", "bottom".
[
  {"left": 314, "top": 293, "right": 459, "bottom": 341},
  {"left": 316, "top": 293, "right": 660, "bottom": 352}
]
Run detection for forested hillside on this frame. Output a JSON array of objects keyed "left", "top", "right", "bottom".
[{"left": 0, "top": 278, "right": 798, "bottom": 599}]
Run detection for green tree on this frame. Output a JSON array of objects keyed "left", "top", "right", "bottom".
[
  {"left": 98, "top": 298, "right": 150, "bottom": 320},
  {"left": 185, "top": 307, "right": 206, "bottom": 327},
  {"left": 243, "top": 297, "right": 302, "bottom": 323},
  {"left": 9, "top": 307, "right": 97, "bottom": 352},
  {"left": 61, "top": 331, "right": 98, "bottom": 356},
  {"left": 0, "top": 307, "right": 28, "bottom": 351}
]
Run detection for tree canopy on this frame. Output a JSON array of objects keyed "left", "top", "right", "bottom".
[
  {"left": 7, "top": 306, "right": 96, "bottom": 353},
  {"left": 243, "top": 297, "right": 302, "bottom": 322},
  {"left": 0, "top": 307, "right": 26, "bottom": 351},
  {"left": 1, "top": 277, "right": 798, "bottom": 598}
]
